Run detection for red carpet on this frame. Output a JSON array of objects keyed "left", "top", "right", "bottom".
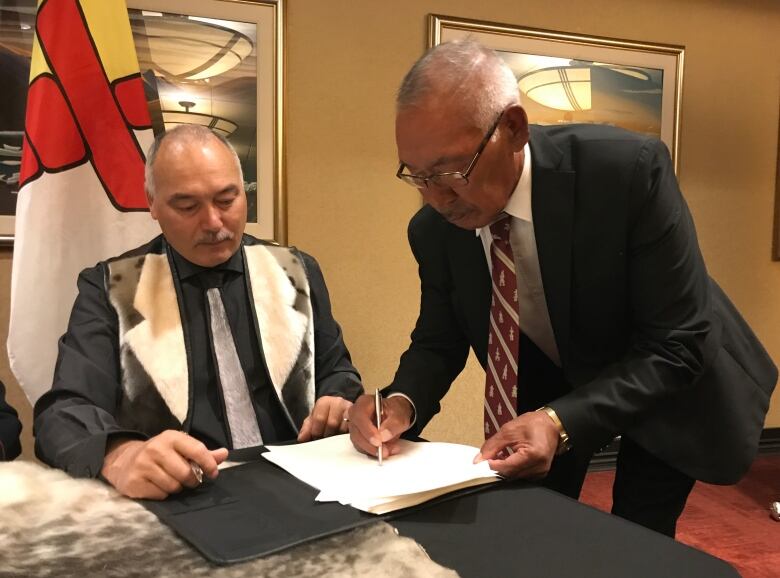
[{"left": 580, "top": 454, "right": 780, "bottom": 578}]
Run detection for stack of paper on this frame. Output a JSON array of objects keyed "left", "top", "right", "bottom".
[{"left": 263, "top": 434, "right": 499, "bottom": 515}]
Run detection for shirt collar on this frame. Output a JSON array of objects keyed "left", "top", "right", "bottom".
[
  {"left": 475, "top": 142, "right": 533, "bottom": 237},
  {"left": 169, "top": 238, "right": 245, "bottom": 281}
]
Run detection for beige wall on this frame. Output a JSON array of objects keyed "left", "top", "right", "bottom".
[{"left": 3, "top": 0, "right": 779, "bottom": 459}]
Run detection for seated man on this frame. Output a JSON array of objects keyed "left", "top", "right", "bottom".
[
  {"left": 34, "top": 125, "right": 363, "bottom": 499},
  {"left": 0, "top": 380, "right": 22, "bottom": 461}
]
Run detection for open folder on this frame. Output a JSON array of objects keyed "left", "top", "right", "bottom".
[{"left": 263, "top": 434, "right": 500, "bottom": 515}]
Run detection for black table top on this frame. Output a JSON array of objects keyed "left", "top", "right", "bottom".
[
  {"left": 143, "top": 455, "right": 738, "bottom": 577},
  {"left": 391, "top": 482, "right": 739, "bottom": 578}
]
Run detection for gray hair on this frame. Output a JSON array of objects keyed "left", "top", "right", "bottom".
[
  {"left": 396, "top": 39, "right": 519, "bottom": 130},
  {"left": 144, "top": 125, "right": 243, "bottom": 200}
]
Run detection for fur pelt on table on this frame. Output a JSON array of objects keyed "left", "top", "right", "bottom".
[{"left": 0, "top": 461, "right": 458, "bottom": 578}]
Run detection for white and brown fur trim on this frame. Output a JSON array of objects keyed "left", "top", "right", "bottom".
[
  {"left": 245, "top": 245, "right": 315, "bottom": 428},
  {"left": 106, "top": 243, "right": 315, "bottom": 438}
]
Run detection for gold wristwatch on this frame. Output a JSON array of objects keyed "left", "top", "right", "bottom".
[{"left": 539, "top": 406, "right": 571, "bottom": 455}]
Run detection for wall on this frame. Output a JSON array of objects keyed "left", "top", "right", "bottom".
[{"left": 3, "top": 0, "right": 779, "bottom": 459}]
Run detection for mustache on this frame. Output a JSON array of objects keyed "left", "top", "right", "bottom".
[{"left": 196, "top": 229, "right": 235, "bottom": 244}]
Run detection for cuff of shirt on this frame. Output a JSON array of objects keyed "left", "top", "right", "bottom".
[{"left": 385, "top": 392, "right": 417, "bottom": 428}]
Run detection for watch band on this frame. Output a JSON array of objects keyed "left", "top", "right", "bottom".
[{"left": 539, "top": 406, "right": 571, "bottom": 455}]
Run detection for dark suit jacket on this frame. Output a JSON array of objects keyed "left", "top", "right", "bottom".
[
  {"left": 34, "top": 235, "right": 362, "bottom": 478},
  {"left": 0, "top": 380, "right": 22, "bottom": 461},
  {"left": 386, "top": 124, "right": 777, "bottom": 484}
]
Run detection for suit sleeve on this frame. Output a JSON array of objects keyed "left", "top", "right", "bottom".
[
  {"left": 550, "top": 138, "right": 715, "bottom": 454},
  {"left": 33, "top": 265, "right": 144, "bottom": 478},
  {"left": 0, "top": 381, "right": 22, "bottom": 461},
  {"left": 384, "top": 210, "right": 471, "bottom": 434},
  {"left": 301, "top": 253, "right": 363, "bottom": 402}
]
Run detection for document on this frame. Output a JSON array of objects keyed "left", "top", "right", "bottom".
[{"left": 263, "top": 434, "right": 499, "bottom": 515}]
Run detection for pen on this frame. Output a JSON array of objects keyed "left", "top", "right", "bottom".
[
  {"left": 189, "top": 460, "right": 203, "bottom": 485},
  {"left": 375, "top": 389, "right": 383, "bottom": 466}
]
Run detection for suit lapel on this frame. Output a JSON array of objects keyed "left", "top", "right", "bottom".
[{"left": 529, "top": 127, "right": 576, "bottom": 369}]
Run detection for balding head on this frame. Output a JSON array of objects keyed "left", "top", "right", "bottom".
[
  {"left": 144, "top": 125, "right": 243, "bottom": 202},
  {"left": 145, "top": 125, "right": 247, "bottom": 267},
  {"left": 394, "top": 39, "right": 529, "bottom": 230},
  {"left": 396, "top": 39, "right": 520, "bottom": 131}
]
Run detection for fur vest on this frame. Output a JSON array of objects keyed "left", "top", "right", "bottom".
[{"left": 104, "top": 235, "right": 315, "bottom": 437}]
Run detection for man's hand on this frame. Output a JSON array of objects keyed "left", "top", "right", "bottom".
[
  {"left": 100, "top": 430, "right": 229, "bottom": 500},
  {"left": 297, "top": 396, "right": 353, "bottom": 442},
  {"left": 348, "top": 393, "right": 413, "bottom": 460},
  {"left": 475, "top": 410, "right": 560, "bottom": 479}
]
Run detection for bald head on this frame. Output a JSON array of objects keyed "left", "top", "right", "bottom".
[
  {"left": 145, "top": 124, "right": 247, "bottom": 267},
  {"left": 396, "top": 39, "right": 520, "bottom": 131},
  {"left": 144, "top": 125, "right": 243, "bottom": 201}
]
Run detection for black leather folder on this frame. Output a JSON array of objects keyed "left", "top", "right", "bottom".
[
  {"left": 141, "top": 453, "right": 378, "bottom": 565},
  {"left": 142, "top": 446, "right": 491, "bottom": 565}
]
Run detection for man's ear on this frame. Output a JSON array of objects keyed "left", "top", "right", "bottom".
[
  {"left": 503, "top": 104, "right": 530, "bottom": 152},
  {"left": 146, "top": 192, "right": 158, "bottom": 220}
]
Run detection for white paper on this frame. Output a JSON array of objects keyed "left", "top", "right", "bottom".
[{"left": 263, "top": 434, "right": 499, "bottom": 514}]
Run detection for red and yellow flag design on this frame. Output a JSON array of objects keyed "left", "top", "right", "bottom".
[{"left": 9, "top": 0, "right": 159, "bottom": 402}]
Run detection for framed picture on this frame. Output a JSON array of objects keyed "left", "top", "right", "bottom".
[
  {"left": 429, "top": 15, "right": 684, "bottom": 173},
  {"left": 0, "top": 1, "right": 34, "bottom": 243},
  {"left": 0, "top": 0, "right": 285, "bottom": 244}
]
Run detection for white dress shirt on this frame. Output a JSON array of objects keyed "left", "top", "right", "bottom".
[{"left": 476, "top": 144, "right": 561, "bottom": 366}]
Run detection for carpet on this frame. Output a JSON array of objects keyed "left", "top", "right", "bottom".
[{"left": 580, "top": 454, "right": 780, "bottom": 578}]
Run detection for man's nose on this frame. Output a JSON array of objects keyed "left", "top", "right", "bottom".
[
  {"left": 422, "top": 183, "right": 457, "bottom": 209},
  {"left": 202, "top": 204, "right": 223, "bottom": 231}
]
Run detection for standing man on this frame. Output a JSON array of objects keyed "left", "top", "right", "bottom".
[
  {"left": 349, "top": 40, "right": 776, "bottom": 536},
  {"left": 35, "top": 125, "right": 363, "bottom": 499}
]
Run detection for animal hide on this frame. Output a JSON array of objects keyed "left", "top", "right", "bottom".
[{"left": 0, "top": 461, "right": 457, "bottom": 578}]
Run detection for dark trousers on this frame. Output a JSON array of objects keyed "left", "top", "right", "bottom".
[
  {"left": 538, "top": 436, "right": 695, "bottom": 537},
  {"left": 517, "top": 335, "right": 696, "bottom": 537}
]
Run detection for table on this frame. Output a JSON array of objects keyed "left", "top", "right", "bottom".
[
  {"left": 143, "top": 455, "right": 737, "bottom": 577},
  {"left": 0, "top": 459, "right": 739, "bottom": 577},
  {"left": 393, "top": 482, "right": 739, "bottom": 578}
]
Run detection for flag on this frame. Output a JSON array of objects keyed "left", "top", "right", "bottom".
[{"left": 8, "top": 0, "right": 159, "bottom": 403}]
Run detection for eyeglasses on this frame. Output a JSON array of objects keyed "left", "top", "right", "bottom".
[{"left": 396, "top": 111, "right": 504, "bottom": 190}]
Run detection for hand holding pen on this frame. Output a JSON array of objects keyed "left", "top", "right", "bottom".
[
  {"left": 346, "top": 392, "right": 414, "bottom": 461},
  {"left": 375, "top": 389, "right": 383, "bottom": 466}
]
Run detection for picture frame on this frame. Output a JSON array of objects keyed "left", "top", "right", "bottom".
[
  {"left": 0, "top": 0, "right": 285, "bottom": 244},
  {"left": 429, "top": 14, "right": 684, "bottom": 173},
  {"left": 0, "top": 1, "right": 35, "bottom": 244},
  {"left": 127, "top": 0, "right": 285, "bottom": 243}
]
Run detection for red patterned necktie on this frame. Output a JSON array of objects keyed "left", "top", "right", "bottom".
[{"left": 484, "top": 215, "right": 520, "bottom": 438}]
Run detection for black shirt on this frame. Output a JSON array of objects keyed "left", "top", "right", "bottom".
[{"left": 170, "top": 248, "right": 295, "bottom": 448}]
